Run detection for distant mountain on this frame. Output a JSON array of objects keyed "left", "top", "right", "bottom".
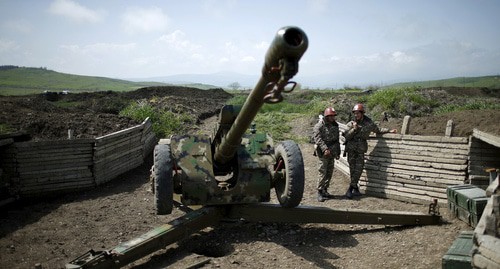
[{"left": 135, "top": 72, "right": 259, "bottom": 89}]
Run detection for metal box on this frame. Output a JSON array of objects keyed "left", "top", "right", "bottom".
[
  {"left": 442, "top": 230, "right": 473, "bottom": 269},
  {"left": 447, "top": 185, "right": 489, "bottom": 227}
]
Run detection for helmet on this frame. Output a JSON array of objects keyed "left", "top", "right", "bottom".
[
  {"left": 352, "top": 103, "right": 365, "bottom": 113},
  {"left": 324, "top": 107, "right": 337, "bottom": 116}
]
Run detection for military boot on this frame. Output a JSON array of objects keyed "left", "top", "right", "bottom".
[
  {"left": 345, "top": 186, "right": 353, "bottom": 199},
  {"left": 352, "top": 187, "right": 362, "bottom": 197},
  {"left": 323, "top": 190, "right": 334, "bottom": 199},
  {"left": 317, "top": 190, "right": 326, "bottom": 202}
]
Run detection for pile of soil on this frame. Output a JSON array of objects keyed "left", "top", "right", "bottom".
[
  {"left": 0, "top": 87, "right": 232, "bottom": 141},
  {"left": 0, "top": 86, "right": 499, "bottom": 269}
]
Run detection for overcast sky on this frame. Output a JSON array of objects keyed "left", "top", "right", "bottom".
[{"left": 1, "top": 0, "right": 499, "bottom": 87}]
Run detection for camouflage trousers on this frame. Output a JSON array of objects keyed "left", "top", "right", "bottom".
[
  {"left": 317, "top": 156, "right": 335, "bottom": 191},
  {"left": 347, "top": 151, "right": 365, "bottom": 188}
]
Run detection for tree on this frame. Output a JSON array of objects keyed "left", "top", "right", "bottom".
[{"left": 228, "top": 82, "right": 241, "bottom": 90}]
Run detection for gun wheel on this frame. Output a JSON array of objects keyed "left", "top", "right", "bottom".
[
  {"left": 273, "top": 140, "right": 305, "bottom": 208},
  {"left": 152, "top": 144, "right": 174, "bottom": 215}
]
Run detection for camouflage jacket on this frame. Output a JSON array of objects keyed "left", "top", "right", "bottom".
[
  {"left": 313, "top": 118, "right": 341, "bottom": 158},
  {"left": 343, "top": 115, "right": 390, "bottom": 153}
]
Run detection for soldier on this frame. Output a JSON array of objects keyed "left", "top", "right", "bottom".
[
  {"left": 342, "top": 104, "right": 397, "bottom": 199},
  {"left": 313, "top": 107, "right": 341, "bottom": 202}
]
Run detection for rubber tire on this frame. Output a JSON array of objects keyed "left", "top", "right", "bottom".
[
  {"left": 273, "top": 140, "right": 305, "bottom": 208},
  {"left": 152, "top": 144, "right": 174, "bottom": 215}
]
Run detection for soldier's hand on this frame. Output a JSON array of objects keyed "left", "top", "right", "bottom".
[{"left": 324, "top": 149, "right": 331, "bottom": 157}]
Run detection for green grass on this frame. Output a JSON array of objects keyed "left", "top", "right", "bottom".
[
  {"left": 0, "top": 66, "right": 167, "bottom": 95},
  {"left": 119, "top": 101, "right": 194, "bottom": 138},
  {"left": 0, "top": 124, "right": 15, "bottom": 135},
  {"left": 385, "top": 75, "right": 500, "bottom": 89},
  {"left": 435, "top": 100, "right": 500, "bottom": 114}
]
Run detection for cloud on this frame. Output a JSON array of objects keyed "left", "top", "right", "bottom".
[
  {"left": 306, "top": 0, "right": 330, "bottom": 14},
  {"left": 0, "top": 39, "right": 19, "bottom": 52},
  {"left": 48, "top": 0, "right": 103, "bottom": 23},
  {"left": 157, "top": 30, "right": 201, "bottom": 52},
  {"left": 60, "top": 42, "right": 136, "bottom": 55},
  {"left": 2, "top": 20, "right": 32, "bottom": 33},
  {"left": 121, "top": 6, "right": 169, "bottom": 34}
]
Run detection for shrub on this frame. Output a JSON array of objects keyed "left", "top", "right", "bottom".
[{"left": 120, "top": 101, "right": 194, "bottom": 138}]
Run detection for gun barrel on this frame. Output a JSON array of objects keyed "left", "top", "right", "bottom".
[{"left": 214, "top": 26, "right": 308, "bottom": 165}]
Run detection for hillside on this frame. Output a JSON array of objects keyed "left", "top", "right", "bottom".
[
  {"left": 1, "top": 66, "right": 500, "bottom": 95},
  {"left": 385, "top": 75, "right": 500, "bottom": 89},
  {"left": 0, "top": 66, "right": 168, "bottom": 95}
]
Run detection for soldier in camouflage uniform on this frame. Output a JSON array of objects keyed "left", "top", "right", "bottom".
[
  {"left": 342, "top": 104, "right": 397, "bottom": 199},
  {"left": 313, "top": 107, "right": 341, "bottom": 202}
]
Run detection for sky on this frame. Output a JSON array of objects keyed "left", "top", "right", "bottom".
[{"left": 1, "top": 0, "right": 500, "bottom": 87}]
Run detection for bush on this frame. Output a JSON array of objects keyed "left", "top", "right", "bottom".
[
  {"left": 436, "top": 100, "right": 500, "bottom": 114},
  {"left": 366, "top": 87, "right": 437, "bottom": 118},
  {"left": 120, "top": 101, "right": 194, "bottom": 138}
]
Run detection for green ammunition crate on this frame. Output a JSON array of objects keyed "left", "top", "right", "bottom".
[
  {"left": 442, "top": 231, "right": 474, "bottom": 269},
  {"left": 446, "top": 185, "right": 489, "bottom": 227}
]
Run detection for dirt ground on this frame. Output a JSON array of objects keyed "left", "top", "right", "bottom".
[{"left": 0, "top": 86, "right": 499, "bottom": 269}]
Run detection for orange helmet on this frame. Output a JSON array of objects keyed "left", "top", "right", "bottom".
[
  {"left": 324, "top": 107, "right": 337, "bottom": 117},
  {"left": 352, "top": 103, "right": 365, "bottom": 113}
]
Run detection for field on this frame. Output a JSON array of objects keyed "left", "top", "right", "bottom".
[{"left": 0, "top": 86, "right": 499, "bottom": 269}]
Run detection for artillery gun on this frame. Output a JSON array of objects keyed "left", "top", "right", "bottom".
[
  {"left": 152, "top": 25, "right": 308, "bottom": 215},
  {"left": 66, "top": 26, "right": 441, "bottom": 269}
]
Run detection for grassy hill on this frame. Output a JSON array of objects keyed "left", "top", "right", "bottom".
[
  {"left": 385, "top": 75, "right": 500, "bottom": 89},
  {"left": 0, "top": 66, "right": 169, "bottom": 95},
  {"left": 1, "top": 65, "right": 499, "bottom": 96}
]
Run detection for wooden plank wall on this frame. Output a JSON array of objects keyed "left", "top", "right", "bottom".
[
  {"left": 93, "top": 118, "right": 156, "bottom": 185},
  {"left": 8, "top": 139, "right": 95, "bottom": 196},
  {"left": 0, "top": 118, "right": 157, "bottom": 198},
  {"left": 335, "top": 122, "right": 470, "bottom": 204},
  {"left": 468, "top": 129, "right": 500, "bottom": 189}
]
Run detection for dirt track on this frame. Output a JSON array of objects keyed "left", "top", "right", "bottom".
[{"left": 0, "top": 86, "right": 499, "bottom": 269}]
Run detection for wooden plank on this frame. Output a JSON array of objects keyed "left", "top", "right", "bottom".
[
  {"left": 367, "top": 143, "right": 469, "bottom": 156},
  {"left": 20, "top": 177, "right": 94, "bottom": 187},
  {"left": 21, "top": 170, "right": 93, "bottom": 182},
  {"left": 20, "top": 181, "right": 95, "bottom": 195},
  {"left": 94, "top": 153, "right": 143, "bottom": 172},
  {"left": 18, "top": 165, "right": 91, "bottom": 175},
  {"left": 94, "top": 159, "right": 143, "bottom": 185},
  {"left": 17, "top": 159, "right": 93, "bottom": 171},
  {"left": 365, "top": 161, "right": 466, "bottom": 177},
  {"left": 16, "top": 152, "right": 93, "bottom": 162},
  {"left": 368, "top": 146, "right": 469, "bottom": 160},
  {"left": 94, "top": 145, "right": 143, "bottom": 164},
  {"left": 366, "top": 155, "right": 468, "bottom": 171},
  {"left": 94, "top": 131, "right": 143, "bottom": 151},
  {"left": 360, "top": 176, "right": 448, "bottom": 193},
  {"left": 364, "top": 164, "right": 465, "bottom": 182},
  {"left": 360, "top": 184, "right": 447, "bottom": 204},
  {"left": 369, "top": 133, "right": 468, "bottom": 143},
  {"left": 367, "top": 150, "right": 467, "bottom": 165},
  {"left": 95, "top": 124, "right": 144, "bottom": 143},
  {"left": 15, "top": 139, "right": 95, "bottom": 148},
  {"left": 360, "top": 169, "right": 461, "bottom": 188},
  {"left": 16, "top": 147, "right": 93, "bottom": 156},
  {"left": 94, "top": 155, "right": 143, "bottom": 174},
  {"left": 94, "top": 156, "right": 143, "bottom": 175},
  {"left": 360, "top": 182, "right": 448, "bottom": 200},
  {"left": 368, "top": 139, "right": 470, "bottom": 151},
  {"left": 473, "top": 129, "right": 500, "bottom": 148},
  {"left": 94, "top": 136, "right": 143, "bottom": 158}
]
